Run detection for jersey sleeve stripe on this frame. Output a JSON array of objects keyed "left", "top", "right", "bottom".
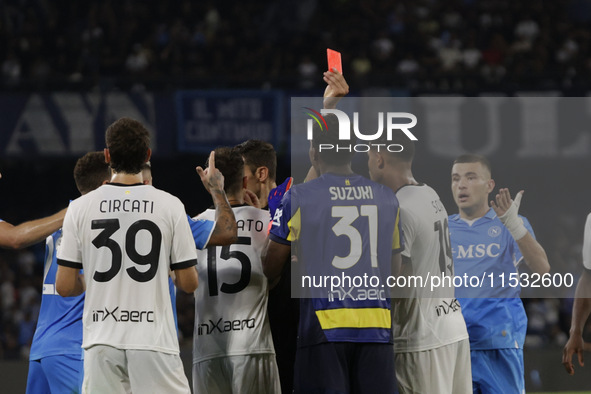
[
  {"left": 170, "top": 259, "right": 197, "bottom": 270},
  {"left": 315, "top": 308, "right": 392, "bottom": 330},
  {"left": 287, "top": 207, "right": 301, "bottom": 242},
  {"left": 392, "top": 207, "right": 403, "bottom": 251},
  {"left": 57, "top": 259, "right": 83, "bottom": 269}
]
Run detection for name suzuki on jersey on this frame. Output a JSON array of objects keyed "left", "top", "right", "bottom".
[
  {"left": 197, "top": 317, "right": 256, "bottom": 335},
  {"left": 92, "top": 307, "right": 154, "bottom": 322},
  {"left": 329, "top": 186, "right": 374, "bottom": 201}
]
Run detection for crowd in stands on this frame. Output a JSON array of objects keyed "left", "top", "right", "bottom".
[{"left": 2, "top": 0, "right": 591, "bottom": 91}]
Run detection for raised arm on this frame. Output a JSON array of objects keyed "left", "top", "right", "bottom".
[
  {"left": 0, "top": 208, "right": 67, "bottom": 249},
  {"left": 491, "top": 189, "right": 550, "bottom": 274},
  {"left": 196, "top": 151, "right": 237, "bottom": 246}
]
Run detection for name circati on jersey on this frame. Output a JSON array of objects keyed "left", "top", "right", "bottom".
[
  {"left": 329, "top": 186, "right": 374, "bottom": 201},
  {"left": 99, "top": 199, "right": 154, "bottom": 214}
]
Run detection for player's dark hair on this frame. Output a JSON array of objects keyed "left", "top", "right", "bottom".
[
  {"left": 105, "top": 117, "right": 150, "bottom": 174},
  {"left": 209, "top": 147, "right": 244, "bottom": 196},
  {"left": 374, "top": 131, "right": 415, "bottom": 162},
  {"left": 453, "top": 154, "right": 492, "bottom": 175},
  {"left": 311, "top": 113, "right": 354, "bottom": 166},
  {"left": 235, "top": 140, "right": 276, "bottom": 181},
  {"left": 73, "top": 151, "right": 110, "bottom": 194}
]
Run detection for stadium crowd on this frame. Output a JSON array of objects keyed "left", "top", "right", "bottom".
[{"left": 1, "top": 0, "right": 591, "bottom": 91}]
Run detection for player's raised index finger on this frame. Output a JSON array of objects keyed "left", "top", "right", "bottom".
[{"left": 208, "top": 151, "right": 216, "bottom": 170}]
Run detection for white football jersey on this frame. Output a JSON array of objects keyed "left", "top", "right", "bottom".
[
  {"left": 57, "top": 184, "right": 197, "bottom": 355},
  {"left": 193, "top": 205, "right": 274, "bottom": 363},
  {"left": 583, "top": 213, "right": 591, "bottom": 270},
  {"left": 393, "top": 184, "right": 469, "bottom": 352}
]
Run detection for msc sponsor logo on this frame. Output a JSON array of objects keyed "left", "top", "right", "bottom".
[
  {"left": 452, "top": 243, "right": 501, "bottom": 259},
  {"left": 197, "top": 317, "right": 256, "bottom": 335},
  {"left": 92, "top": 307, "right": 154, "bottom": 323}
]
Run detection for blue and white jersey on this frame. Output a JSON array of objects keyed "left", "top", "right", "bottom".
[
  {"left": 169, "top": 215, "right": 215, "bottom": 330},
  {"left": 270, "top": 173, "right": 404, "bottom": 346},
  {"left": 29, "top": 229, "right": 84, "bottom": 361},
  {"left": 188, "top": 215, "right": 214, "bottom": 250},
  {"left": 448, "top": 208, "right": 534, "bottom": 350}
]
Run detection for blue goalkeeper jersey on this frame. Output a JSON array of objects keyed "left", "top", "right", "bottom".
[
  {"left": 448, "top": 208, "right": 534, "bottom": 350},
  {"left": 29, "top": 229, "right": 84, "bottom": 360},
  {"left": 270, "top": 173, "right": 403, "bottom": 346}
]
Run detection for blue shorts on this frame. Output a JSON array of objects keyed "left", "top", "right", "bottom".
[
  {"left": 26, "top": 354, "right": 83, "bottom": 394},
  {"left": 470, "top": 348, "right": 524, "bottom": 394},
  {"left": 294, "top": 342, "right": 397, "bottom": 394}
]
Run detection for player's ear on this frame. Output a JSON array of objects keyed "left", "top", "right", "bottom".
[
  {"left": 145, "top": 149, "right": 152, "bottom": 162},
  {"left": 309, "top": 143, "right": 319, "bottom": 167},
  {"left": 377, "top": 152, "right": 385, "bottom": 169},
  {"left": 104, "top": 148, "right": 111, "bottom": 163},
  {"left": 256, "top": 166, "right": 269, "bottom": 183},
  {"left": 487, "top": 178, "right": 495, "bottom": 193}
]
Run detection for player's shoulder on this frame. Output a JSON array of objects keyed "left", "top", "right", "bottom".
[
  {"left": 396, "top": 182, "right": 437, "bottom": 199},
  {"left": 234, "top": 204, "right": 271, "bottom": 219},
  {"left": 194, "top": 208, "right": 215, "bottom": 221},
  {"left": 148, "top": 186, "right": 185, "bottom": 205},
  {"left": 67, "top": 188, "right": 100, "bottom": 208},
  {"left": 448, "top": 213, "right": 461, "bottom": 223}
]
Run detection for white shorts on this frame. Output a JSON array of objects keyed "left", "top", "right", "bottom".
[
  {"left": 192, "top": 354, "right": 281, "bottom": 394},
  {"left": 83, "top": 345, "right": 190, "bottom": 394},
  {"left": 395, "top": 339, "right": 472, "bottom": 394}
]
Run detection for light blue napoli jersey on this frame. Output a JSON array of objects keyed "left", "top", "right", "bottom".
[
  {"left": 448, "top": 208, "right": 534, "bottom": 350},
  {"left": 29, "top": 229, "right": 84, "bottom": 360},
  {"left": 188, "top": 215, "right": 215, "bottom": 250},
  {"left": 166, "top": 215, "right": 215, "bottom": 330}
]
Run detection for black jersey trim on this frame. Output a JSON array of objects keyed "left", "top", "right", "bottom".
[
  {"left": 107, "top": 182, "right": 144, "bottom": 187},
  {"left": 171, "top": 259, "right": 197, "bottom": 270},
  {"left": 57, "top": 259, "right": 83, "bottom": 269}
]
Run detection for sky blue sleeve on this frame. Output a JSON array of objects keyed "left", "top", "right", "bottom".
[
  {"left": 512, "top": 215, "right": 535, "bottom": 265},
  {"left": 187, "top": 214, "right": 215, "bottom": 249}
]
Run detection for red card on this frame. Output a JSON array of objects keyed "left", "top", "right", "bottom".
[{"left": 327, "top": 48, "right": 342, "bottom": 74}]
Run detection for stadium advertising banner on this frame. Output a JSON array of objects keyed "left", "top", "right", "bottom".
[
  {"left": 175, "top": 90, "right": 283, "bottom": 153},
  {"left": 0, "top": 92, "right": 164, "bottom": 156}
]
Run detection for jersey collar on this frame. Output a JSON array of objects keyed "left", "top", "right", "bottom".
[{"left": 451, "top": 207, "right": 498, "bottom": 224}]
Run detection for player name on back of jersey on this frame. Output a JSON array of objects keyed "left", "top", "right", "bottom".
[
  {"left": 329, "top": 186, "right": 374, "bottom": 201},
  {"left": 237, "top": 218, "right": 266, "bottom": 232},
  {"left": 99, "top": 198, "right": 154, "bottom": 214}
]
